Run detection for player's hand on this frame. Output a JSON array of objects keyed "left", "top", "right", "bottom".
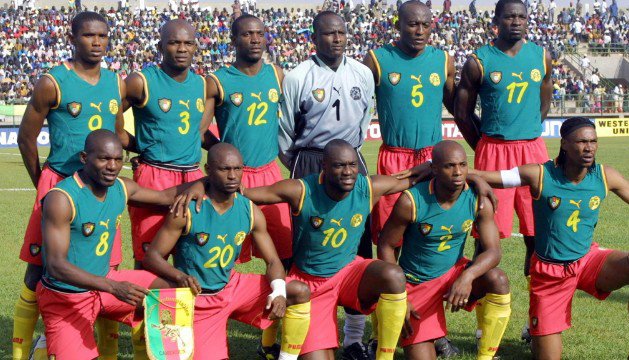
[
  {"left": 392, "top": 161, "right": 432, "bottom": 185},
  {"left": 444, "top": 272, "right": 473, "bottom": 312},
  {"left": 130, "top": 156, "right": 140, "bottom": 171},
  {"left": 467, "top": 174, "right": 498, "bottom": 212},
  {"left": 401, "top": 301, "right": 420, "bottom": 338},
  {"left": 176, "top": 273, "right": 202, "bottom": 296},
  {"left": 109, "top": 280, "right": 149, "bottom": 307},
  {"left": 170, "top": 180, "right": 206, "bottom": 217},
  {"left": 266, "top": 295, "right": 287, "bottom": 320}
]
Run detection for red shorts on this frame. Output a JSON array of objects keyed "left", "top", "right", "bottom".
[
  {"left": 372, "top": 144, "right": 433, "bottom": 244},
  {"left": 474, "top": 135, "right": 549, "bottom": 238},
  {"left": 37, "top": 269, "right": 157, "bottom": 359},
  {"left": 20, "top": 166, "right": 122, "bottom": 267},
  {"left": 192, "top": 272, "right": 274, "bottom": 360},
  {"left": 529, "top": 243, "right": 613, "bottom": 336},
  {"left": 401, "top": 258, "right": 477, "bottom": 347},
  {"left": 287, "top": 257, "right": 376, "bottom": 354},
  {"left": 129, "top": 163, "right": 204, "bottom": 261},
  {"left": 238, "top": 161, "right": 292, "bottom": 263}
]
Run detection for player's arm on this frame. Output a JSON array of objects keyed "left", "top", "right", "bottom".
[
  {"left": 469, "top": 164, "right": 542, "bottom": 195},
  {"left": 370, "top": 162, "right": 433, "bottom": 202},
  {"left": 143, "top": 211, "right": 202, "bottom": 294},
  {"left": 17, "top": 75, "right": 57, "bottom": 188},
  {"left": 278, "top": 73, "right": 299, "bottom": 168},
  {"left": 604, "top": 165, "right": 629, "bottom": 204},
  {"left": 377, "top": 192, "right": 413, "bottom": 263},
  {"left": 121, "top": 72, "right": 146, "bottom": 153},
  {"left": 454, "top": 57, "right": 483, "bottom": 150},
  {"left": 250, "top": 204, "right": 287, "bottom": 319},
  {"left": 442, "top": 53, "right": 456, "bottom": 115},
  {"left": 362, "top": 50, "right": 380, "bottom": 85},
  {"left": 242, "top": 178, "right": 304, "bottom": 210},
  {"left": 540, "top": 50, "right": 553, "bottom": 120},
  {"left": 121, "top": 177, "right": 206, "bottom": 216},
  {"left": 201, "top": 75, "right": 221, "bottom": 150},
  {"left": 42, "top": 191, "right": 148, "bottom": 306},
  {"left": 114, "top": 75, "right": 137, "bottom": 153},
  {"left": 446, "top": 198, "right": 501, "bottom": 312},
  {"left": 359, "top": 68, "right": 376, "bottom": 142}
]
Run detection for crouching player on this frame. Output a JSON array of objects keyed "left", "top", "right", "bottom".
[
  {"left": 379, "top": 141, "right": 511, "bottom": 360},
  {"left": 143, "top": 143, "right": 311, "bottom": 360}
]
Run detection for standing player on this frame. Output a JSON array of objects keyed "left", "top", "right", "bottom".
[
  {"left": 38, "top": 129, "right": 205, "bottom": 359},
  {"left": 468, "top": 117, "right": 629, "bottom": 359},
  {"left": 123, "top": 19, "right": 209, "bottom": 269},
  {"left": 277, "top": 12, "right": 375, "bottom": 357},
  {"left": 363, "top": 2, "right": 458, "bottom": 354},
  {"left": 144, "top": 143, "right": 312, "bottom": 360},
  {"left": 15, "top": 12, "right": 125, "bottom": 359},
  {"left": 379, "top": 141, "right": 511, "bottom": 360},
  {"left": 204, "top": 14, "right": 292, "bottom": 265},
  {"left": 455, "top": 0, "right": 553, "bottom": 340},
  {"left": 243, "top": 140, "right": 416, "bottom": 360}
]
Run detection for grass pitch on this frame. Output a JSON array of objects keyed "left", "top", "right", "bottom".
[{"left": 0, "top": 138, "right": 627, "bottom": 359}]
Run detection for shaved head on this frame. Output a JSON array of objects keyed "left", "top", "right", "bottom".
[
  {"left": 323, "top": 139, "right": 355, "bottom": 161},
  {"left": 431, "top": 140, "right": 466, "bottom": 166},
  {"left": 398, "top": 0, "right": 430, "bottom": 20},
  {"left": 207, "top": 142, "right": 243, "bottom": 167},
  {"left": 160, "top": 19, "right": 196, "bottom": 40},
  {"left": 84, "top": 129, "right": 121, "bottom": 154}
]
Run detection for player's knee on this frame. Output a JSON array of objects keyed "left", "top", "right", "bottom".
[
  {"left": 484, "top": 268, "right": 510, "bottom": 294},
  {"left": 379, "top": 264, "right": 407, "bottom": 294},
  {"left": 286, "top": 280, "right": 310, "bottom": 305}
]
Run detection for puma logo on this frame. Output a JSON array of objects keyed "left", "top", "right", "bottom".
[
  {"left": 90, "top": 102, "right": 102, "bottom": 112},
  {"left": 251, "top": 92, "right": 262, "bottom": 102},
  {"left": 441, "top": 225, "right": 453, "bottom": 233},
  {"left": 569, "top": 200, "right": 582, "bottom": 209},
  {"left": 410, "top": 75, "right": 422, "bottom": 83},
  {"left": 333, "top": 87, "right": 341, "bottom": 95},
  {"left": 179, "top": 100, "right": 190, "bottom": 109},
  {"left": 217, "top": 234, "right": 228, "bottom": 243},
  {"left": 512, "top": 72, "right": 523, "bottom": 81},
  {"left": 330, "top": 218, "right": 343, "bottom": 227},
  {"left": 99, "top": 219, "right": 110, "bottom": 229}
]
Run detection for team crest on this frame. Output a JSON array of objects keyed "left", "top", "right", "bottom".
[
  {"left": 312, "top": 88, "right": 325, "bottom": 102},
  {"left": 589, "top": 196, "right": 601, "bottom": 210},
  {"left": 158, "top": 98, "right": 172, "bottom": 113},
  {"left": 419, "top": 223, "right": 433, "bottom": 235},
  {"left": 234, "top": 231, "right": 247, "bottom": 246},
  {"left": 268, "top": 89, "right": 279, "bottom": 103},
  {"left": 350, "top": 86, "right": 361, "bottom": 100},
  {"left": 490, "top": 71, "right": 502, "bottom": 84},
  {"left": 82, "top": 222, "right": 95, "bottom": 237},
  {"left": 108, "top": 99, "right": 119, "bottom": 115},
  {"left": 462, "top": 219, "right": 474, "bottom": 232},
  {"left": 351, "top": 214, "right": 363, "bottom": 227},
  {"left": 530, "top": 69, "right": 542, "bottom": 82},
  {"left": 429, "top": 73, "right": 441, "bottom": 86},
  {"left": 67, "top": 102, "right": 82, "bottom": 118},
  {"left": 196, "top": 98, "right": 205, "bottom": 113},
  {"left": 310, "top": 216, "right": 324, "bottom": 229},
  {"left": 29, "top": 244, "right": 41, "bottom": 257},
  {"left": 230, "top": 92, "right": 243, "bottom": 106},
  {"left": 388, "top": 72, "right": 401, "bottom": 86},
  {"left": 548, "top": 196, "right": 561, "bottom": 210},
  {"left": 196, "top": 232, "right": 209, "bottom": 246}
]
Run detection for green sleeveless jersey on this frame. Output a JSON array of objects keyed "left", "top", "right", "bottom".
[
  {"left": 210, "top": 64, "right": 282, "bottom": 167},
  {"left": 45, "top": 63, "right": 121, "bottom": 176},
  {"left": 292, "top": 173, "right": 372, "bottom": 277},
  {"left": 42, "top": 173, "right": 127, "bottom": 292},
  {"left": 370, "top": 44, "right": 447, "bottom": 149},
  {"left": 133, "top": 65, "right": 206, "bottom": 165},
  {"left": 474, "top": 41, "right": 546, "bottom": 140},
  {"left": 174, "top": 194, "right": 253, "bottom": 291},
  {"left": 533, "top": 160, "right": 608, "bottom": 262},
  {"left": 399, "top": 180, "right": 478, "bottom": 283}
]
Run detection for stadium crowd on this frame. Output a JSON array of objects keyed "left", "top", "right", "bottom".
[{"left": 0, "top": 0, "right": 627, "bottom": 105}]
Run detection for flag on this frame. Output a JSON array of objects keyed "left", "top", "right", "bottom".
[{"left": 144, "top": 288, "right": 195, "bottom": 360}]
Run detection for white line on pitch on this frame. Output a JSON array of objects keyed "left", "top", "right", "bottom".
[
  {"left": 0, "top": 152, "right": 47, "bottom": 160},
  {"left": 0, "top": 188, "right": 34, "bottom": 191},
  {"left": 511, "top": 232, "right": 523, "bottom": 238}
]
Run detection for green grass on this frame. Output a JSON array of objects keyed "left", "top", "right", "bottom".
[{"left": 0, "top": 138, "right": 627, "bottom": 359}]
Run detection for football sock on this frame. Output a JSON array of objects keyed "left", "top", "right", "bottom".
[
  {"left": 279, "top": 301, "right": 310, "bottom": 360},
  {"left": 477, "top": 293, "right": 511, "bottom": 360},
  {"left": 475, "top": 297, "right": 485, "bottom": 337},
  {"left": 343, "top": 313, "right": 366, "bottom": 347},
  {"left": 261, "top": 320, "right": 279, "bottom": 347},
  {"left": 370, "top": 312, "right": 379, "bottom": 341},
  {"left": 376, "top": 292, "right": 407, "bottom": 360},
  {"left": 12, "top": 284, "right": 39, "bottom": 360},
  {"left": 132, "top": 321, "right": 149, "bottom": 360},
  {"left": 96, "top": 318, "right": 119, "bottom": 360}
]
